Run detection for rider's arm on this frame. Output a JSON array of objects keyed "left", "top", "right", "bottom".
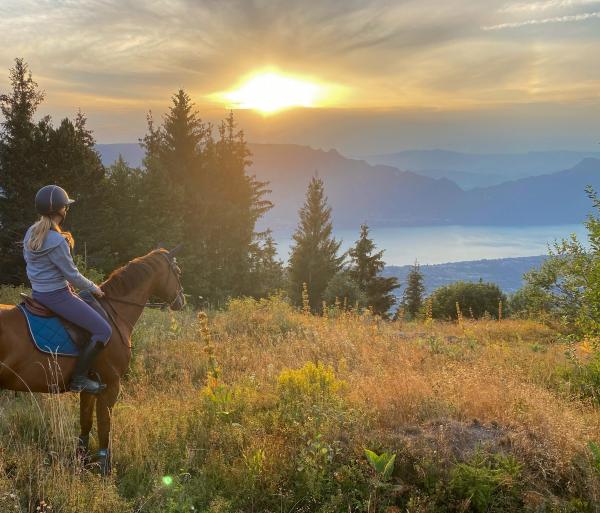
[{"left": 47, "top": 238, "right": 101, "bottom": 294}]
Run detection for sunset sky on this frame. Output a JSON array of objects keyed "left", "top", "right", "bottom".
[{"left": 1, "top": 0, "right": 599, "bottom": 155}]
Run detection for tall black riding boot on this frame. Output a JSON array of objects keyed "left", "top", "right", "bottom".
[{"left": 69, "top": 340, "right": 106, "bottom": 394}]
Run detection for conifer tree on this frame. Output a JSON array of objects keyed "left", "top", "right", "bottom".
[
  {"left": 158, "top": 89, "right": 207, "bottom": 204},
  {"left": 247, "top": 230, "right": 286, "bottom": 297},
  {"left": 288, "top": 176, "right": 344, "bottom": 311},
  {"left": 0, "top": 58, "right": 45, "bottom": 283},
  {"left": 402, "top": 261, "right": 425, "bottom": 319},
  {"left": 46, "top": 112, "right": 106, "bottom": 264},
  {"left": 0, "top": 59, "right": 105, "bottom": 282},
  {"left": 139, "top": 94, "right": 273, "bottom": 304},
  {"left": 199, "top": 112, "right": 272, "bottom": 301},
  {"left": 139, "top": 102, "right": 188, "bottom": 251},
  {"left": 348, "top": 223, "right": 399, "bottom": 317},
  {"left": 96, "top": 155, "right": 150, "bottom": 269}
]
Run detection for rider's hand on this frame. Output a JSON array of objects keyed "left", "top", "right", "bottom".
[{"left": 92, "top": 287, "right": 105, "bottom": 298}]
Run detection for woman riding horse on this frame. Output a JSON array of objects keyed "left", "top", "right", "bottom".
[
  {"left": 23, "top": 185, "right": 111, "bottom": 394},
  {"left": 0, "top": 184, "right": 186, "bottom": 473}
]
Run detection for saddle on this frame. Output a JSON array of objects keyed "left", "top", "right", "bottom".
[{"left": 19, "top": 293, "right": 110, "bottom": 351}]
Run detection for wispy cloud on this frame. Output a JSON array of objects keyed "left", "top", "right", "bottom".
[
  {"left": 483, "top": 10, "right": 600, "bottom": 29},
  {"left": 501, "top": 0, "right": 600, "bottom": 12},
  {"left": 0, "top": 0, "right": 598, "bottom": 136}
]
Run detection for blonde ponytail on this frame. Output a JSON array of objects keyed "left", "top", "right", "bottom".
[{"left": 28, "top": 216, "right": 75, "bottom": 251}]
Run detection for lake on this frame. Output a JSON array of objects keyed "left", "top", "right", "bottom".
[{"left": 272, "top": 224, "right": 588, "bottom": 266}]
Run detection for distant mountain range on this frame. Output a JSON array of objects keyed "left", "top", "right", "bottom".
[
  {"left": 384, "top": 255, "right": 547, "bottom": 295},
  {"left": 96, "top": 143, "right": 600, "bottom": 229},
  {"left": 359, "top": 149, "right": 600, "bottom": 189},
  {"left": 97, "top": 143, "right": 144, "bottom": 167}
]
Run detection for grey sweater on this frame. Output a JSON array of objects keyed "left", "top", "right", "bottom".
[{"left": 23, "top": 227, "right": 99, "bottom": 293}]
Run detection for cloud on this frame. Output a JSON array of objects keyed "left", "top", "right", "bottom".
[
  {"left": 501, "top": 0, "right": 600, "bottom": 12},
  {"left": 0, "top": 0, "right": 490, "bottom": 104},
  {"left": 482, "top": 10, "right": 600, "bottom": 30},
  {"left": 0, "top": 0, "right": 598, "bottom": 146}
]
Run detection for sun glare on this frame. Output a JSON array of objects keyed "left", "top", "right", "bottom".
[{"left": 214, "top": 71, "right": 328, "bottom": 114}]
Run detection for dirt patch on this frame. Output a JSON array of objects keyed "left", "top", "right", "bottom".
[{"left": 379, "top": 418, "right": 512, "bottom": 463}]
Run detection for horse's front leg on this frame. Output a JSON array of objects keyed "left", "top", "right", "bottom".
[
  {"left": 95, "top": 380, "right": 120, "bottom": 476},
  {"left": 77, "top": 392, "right": 96, "bottom": 465}
]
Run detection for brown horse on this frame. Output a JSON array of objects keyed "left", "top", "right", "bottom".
[{"left": 0, "top": 247, "right": 185, "bottom": 474}]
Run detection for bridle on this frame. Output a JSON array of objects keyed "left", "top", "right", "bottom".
[{"left": 156, "top": 252, "right": 185, "bottom": 309}]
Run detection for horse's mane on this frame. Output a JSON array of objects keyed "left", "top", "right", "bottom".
[{"left": 101, "top": 249, "right": 167, "bottom": 296}]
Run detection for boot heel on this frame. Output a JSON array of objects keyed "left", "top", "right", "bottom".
[{"left": 69, "top": 340, "right": 105, "bottom": 394}]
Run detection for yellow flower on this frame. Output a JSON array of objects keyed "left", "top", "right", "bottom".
[{"left": 579, "top": 339, "right": 593, "bottom": 354}]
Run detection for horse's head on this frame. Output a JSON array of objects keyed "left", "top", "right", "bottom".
[{"left": 154, "top": 244, "right": 186, "bottom": 311}]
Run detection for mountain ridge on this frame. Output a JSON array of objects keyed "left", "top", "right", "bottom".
[
  {"left": 384, "top": 255, "right": 547, "bottom": 295},
  {"left": 358, "top": 148, "right": 600, "bottom": 188},
  {"left": 95, "top": 143, "right": 600, "bottom": 229}
]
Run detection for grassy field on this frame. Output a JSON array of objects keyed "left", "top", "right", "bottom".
[{"left": 0, "top": 288, "right": 599, "bottom": 512}]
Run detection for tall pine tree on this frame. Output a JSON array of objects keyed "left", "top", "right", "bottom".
[
  {"left": 288, "top": 176, "right": 344, "bottom": 311},
  {"left": 247, "top": 231, "right": 285, "bottom": 297},
  {"left": 0, "top": 58, "right": 45, "bottom": 283},
  {"left": 0, "top": 59, "right": 105, "bottom": 283},
  {"left": 94, "top": 155, "right": 150, "bottom": 269},
  {"left": 46, "top": 112, "right": 106, "bottom": 266},
  {"left": 139, "top": 93, "right": 274, "bottom": 305},
  {"left": 402, "top": 261, "right": 425, "bottom": 319},
  {"left": 348, "top": 224, "right": 399, "bottom": 317}
]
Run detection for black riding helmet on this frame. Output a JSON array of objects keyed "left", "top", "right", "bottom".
[{"left": 35, "top": 185, "right": 75, "bottom": 216}]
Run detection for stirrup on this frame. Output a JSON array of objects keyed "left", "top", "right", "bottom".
[{"left": 69, "top": 376, "right": 106, "bottom": 394}]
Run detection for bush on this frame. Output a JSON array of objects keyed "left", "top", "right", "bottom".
[
  {"left": 429, "top": 281, "right": 507, "bottom": 320},
  {"left": 449, "top": 451, "right": 522, "bottom": 512},
  {"left": 322, "top": 272, "right": 367, "bottom": 310},
  {"left": 562, "top": 352, "right": 600, "bottom": 404},
  {"left": 516, "top": 187, "right": 600, "bottom": 337},
  {"left": 509, "top": 283, "right": 554, "bottom": 319}
]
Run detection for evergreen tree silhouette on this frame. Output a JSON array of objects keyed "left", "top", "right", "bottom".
[
  {"left": 402, "top": 261, "right": 425, "bottom": 319},
  {"left": 0, "top": 59, "right": 104, "bottom": 281},
  {"left": 348, "top": 224, "right": 399, "bottom": 317},
  {"left": 289, "top": 176, "right": 344, "bottom": 311}
]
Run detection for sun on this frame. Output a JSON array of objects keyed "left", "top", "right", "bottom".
[{"left": 213, "top": 71, "right": 330, "bottom": 115}]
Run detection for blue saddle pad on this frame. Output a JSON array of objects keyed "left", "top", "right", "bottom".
[{"left": 18, "top": 305, "right": 79, "bottom": 357}]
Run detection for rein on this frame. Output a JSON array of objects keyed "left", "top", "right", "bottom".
[{"left": 101, "top": 296, "right": 169, "bottom": 309}]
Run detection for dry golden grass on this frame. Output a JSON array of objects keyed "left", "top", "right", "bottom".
[{"left": 0, "top": 295, "right": 598, "bottom": 511}]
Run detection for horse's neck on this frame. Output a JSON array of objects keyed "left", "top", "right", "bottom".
[{"left": 106, "top": 279, "right": 154, "bottom": 334}]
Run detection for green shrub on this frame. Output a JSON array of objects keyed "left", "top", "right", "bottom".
[
  {"left": 429, "top": 281, "right": 507, "bottom": 320},
  {"left": 509, "top": 283, "right": 554, "bottom": 320},
  {"left": 588, "top": 441, "right": 600, "bottom": 476},
  {"left": 449, "top": 451, "right": 522, "bottom": 512},
  {"left": 322, "top": 272, "right": 367, "bottom": 310},
  {"left": 517, "top": 187, "right": 600, "bottom": 337},
  {"left": 562, "top": 353, "right": 600, "bottom": 404}
]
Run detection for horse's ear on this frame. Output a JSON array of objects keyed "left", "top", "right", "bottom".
[{"left": 168, "top": 243, "right": 183, "bottom": 258}]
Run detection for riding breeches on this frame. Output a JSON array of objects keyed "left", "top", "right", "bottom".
[{"left": 32, "top": 287, "right": 112, "bottom": 346}]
